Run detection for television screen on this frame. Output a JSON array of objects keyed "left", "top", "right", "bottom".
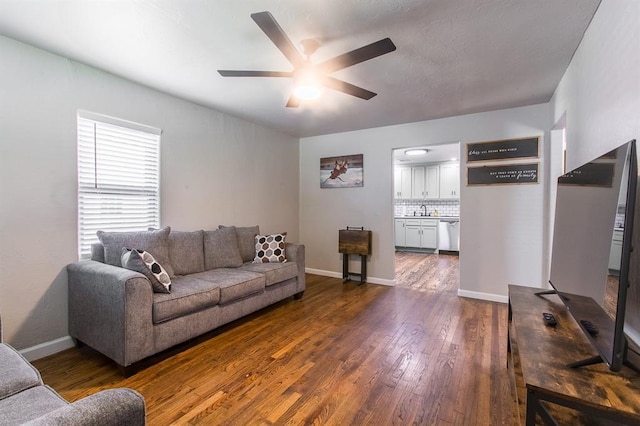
[{"left": 549, "top": 139, "right": 638, "bottom": 371}]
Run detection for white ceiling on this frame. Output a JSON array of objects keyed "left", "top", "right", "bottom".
[{"left": 0, "top": 0, "right": 601, "bottom": 138}]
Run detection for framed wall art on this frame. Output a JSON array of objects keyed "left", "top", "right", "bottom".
[{"left": 320, "top": 154, "right": 363, "bottom": 188}]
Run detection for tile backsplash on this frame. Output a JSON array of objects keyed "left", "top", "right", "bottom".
[{"left": 394, "top": 199, "right": 460, "bottom": 217}]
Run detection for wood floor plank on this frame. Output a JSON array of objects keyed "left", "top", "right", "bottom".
[{"left": 32, "top": 252, "right": 517, "bottom": 425}]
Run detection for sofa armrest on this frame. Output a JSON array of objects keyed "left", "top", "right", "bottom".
[
  {"left": 67, "top": 261, "right": 155, "bottom": 367},
  {"left": 285, "top": 243, "right": 306, "bottom": 293},
  {"left": 24, "top": 388, "right": 145, "bottom": 426}
]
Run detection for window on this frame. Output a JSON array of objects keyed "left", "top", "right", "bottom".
[{"left": 77, "top": 111, "right": 161, "bottom": 259}]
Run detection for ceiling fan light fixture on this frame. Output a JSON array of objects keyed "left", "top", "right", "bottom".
[
  {"left": 293, "top": 68, "right": 323, "bottom": 100},
  {"left": 405, "top": 149, "right": 428, "bottom": 156},
  {"left": 293, "top": 83, "right": 323, "bottom": 100}
]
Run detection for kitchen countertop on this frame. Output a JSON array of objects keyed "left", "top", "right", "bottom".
[{"left": 395, "top": 216, "right": 459, "bottom": 220}]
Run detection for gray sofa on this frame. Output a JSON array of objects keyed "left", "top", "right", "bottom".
[
  {"left": 67, "top": 226, "right": 305, "bottom": 373},
  {"left": 0, "top": 314, "right": 145, "bottom": 425}
]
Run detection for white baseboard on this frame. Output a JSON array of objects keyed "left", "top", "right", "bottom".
[
  {"left": 20, "top": 335, "right": 75, "bottom": 361},
  {"left": 305, "top": 268, "right": 396, "bottom": 287},
  {"left": 457, "top": 289, "right": 508, "bottom": 304}
]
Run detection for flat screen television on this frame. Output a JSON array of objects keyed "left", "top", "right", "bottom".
[{"left": 547, "top": 139, "right": 639, "bottom": 372}]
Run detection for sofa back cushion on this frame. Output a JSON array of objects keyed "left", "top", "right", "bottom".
[
  {"left": 168, "top": 230, "right": 205, "bottom": 275},
  {"left": 204, "top": 227, "right": 243, "bottom": 270},
  {"left": 218, "top": 225, "right": 260, "bottom": 263},
  {"left": 97, "top": 226, "right": 174, "bottom": 277}
]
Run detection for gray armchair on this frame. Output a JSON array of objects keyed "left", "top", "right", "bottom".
[{"left": 0, "top": 312, "right": 146, "bottom": 425}]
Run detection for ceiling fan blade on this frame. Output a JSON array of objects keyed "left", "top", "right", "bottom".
[
  {"left": 321, "top": 76, "right": 377, "bottom": 100},
  {"left": 317, "top": 38, "right": 397, "bottom": 74},
  {"left": 218, "top": 70, "right": 293, "bottom": 78},
  {"left": 286, "top": 95, "right": 301, "bottom": 108},
  {"left": 251, "top": 11, "right": 305, "bottom": 68}
]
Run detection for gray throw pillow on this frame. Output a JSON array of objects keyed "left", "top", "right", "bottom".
[
  {"left": 218, "top": 225, "right": 260, "bottom": 263},
  {"left": 121, "top": 248, "right": 172, "bottom": 293},
  {"left": 97, "top": 226, "right": 174, "bottom": 277},
  {"left": 204, "top": 227, "right": 243, "bottom": 270}
]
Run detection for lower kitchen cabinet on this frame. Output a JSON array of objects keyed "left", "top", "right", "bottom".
[
  {"left": 396, "top": 218, "right": 438, "bottom": 249},
  {"left": 395, "top": 219, "right": 406, "bottom": 246}
]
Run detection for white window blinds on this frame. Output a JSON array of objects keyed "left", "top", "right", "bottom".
[{"left": 77, "top": 112, "right": 161, "bottom": 259}]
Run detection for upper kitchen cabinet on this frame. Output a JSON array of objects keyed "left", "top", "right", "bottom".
[
  {"left": 411, "top": 165, "right": 440, "bottom": 199},
  {"left": 424, "top": 165, "right": 440, "bottom": 199},
  {"left": 411, "top": 166, "right": 425, "bottom": 199},
  {"left": 394, "top": 167, "right": 413, "bottom": 199},
  {"left": 439, "top": 163, "right": 460, "bottom": 199}
]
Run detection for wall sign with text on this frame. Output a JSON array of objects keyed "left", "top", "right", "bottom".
[
  {"left": 466, "top": 137, "right": 539, "bottom": 162},
  {"left": 467, "top": 163, "right": 539, "bottom": 186}
]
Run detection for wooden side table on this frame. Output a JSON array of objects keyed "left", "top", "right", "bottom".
[{"left": 338, "top": 228, "right": 372, "bottom": 284}]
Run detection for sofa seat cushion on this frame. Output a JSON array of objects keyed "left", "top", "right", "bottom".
[
  {"left": 0, "top": 385, "right": 67, "bottom": 425},
  {"left": 238, "top": 262, "right": 298, "bottom": 287},
  {"left": 152, "top": 276, "right": 221, "bottom": 324},
  {"left": 190, "top": 269, "right": 265, "bottom": 305},
  {"left": 0, "top": 344, "right": 42, "bottom": 400}
]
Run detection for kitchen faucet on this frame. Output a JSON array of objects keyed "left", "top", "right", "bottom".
[{"left": 420, "top": 204, "right": 427, "bottom": 216}]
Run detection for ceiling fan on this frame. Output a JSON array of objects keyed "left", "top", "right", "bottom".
[{"left": 218, "top": 11, "right": 397, "bottom": 108}]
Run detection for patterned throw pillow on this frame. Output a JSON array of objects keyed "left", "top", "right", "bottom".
[
  {"left": 253, "top": 233, "right": 287, "bottom": 263},
  {"left": 121, "top": 248, "right": 172, "bottom": 293}
]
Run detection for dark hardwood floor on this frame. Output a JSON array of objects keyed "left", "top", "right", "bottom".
[{"left": 32, "top": 252, "right": 517, "bottom": 425}]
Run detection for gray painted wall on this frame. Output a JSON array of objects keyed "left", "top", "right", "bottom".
[
  {"left": 551, "top": 0, "right": 639, "bottom": 164},
  {"left": 300, "top": 103, "right": 549, "bottom": 299},
  {"left": 0, "top": 36, "right": 299, "bottom": 351}
]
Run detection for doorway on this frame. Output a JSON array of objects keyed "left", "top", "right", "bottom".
[{"left": 392, "top": 142, "right": 461, "bottom": 283}]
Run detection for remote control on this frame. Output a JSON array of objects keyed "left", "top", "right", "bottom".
[
  {"left": 580, "top": 320, "right": 599, "bottom": 335},
  {"left": 542, "top": 312, "right": 557, "bottom": 326}
]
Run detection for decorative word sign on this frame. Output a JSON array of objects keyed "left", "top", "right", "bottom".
[
  {"left": 467, "top": 137, "right": 539, "bottom": 162},
  {"left": 558, "top": 162, "right": 614, "bottom": 187},
  {"left": 467, "top": 163, "right": 539, "bottom": 185}
]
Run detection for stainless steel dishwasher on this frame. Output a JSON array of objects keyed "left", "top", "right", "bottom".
[{"left": 437, "top": 218, "right": 460, "bottom": 252}]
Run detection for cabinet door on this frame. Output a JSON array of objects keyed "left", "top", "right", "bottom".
[
  {"left": 609, "top": 231, "right": 624, "bottom": 270},
  {"left": 394, "top": 168, "right": 403, "bottom": 199},
  {"left": 395, "top": 167, "right": 412, "bottom": 199},
  {"left": 421, "top": 226, "right": 438, "bottom": 249},
  {"left": 425, "top": 165, "right": 440, "bottom": 198},
  {"left": 405, "top": 225, "right": 422, "bottom": 248},
  {"left": 394, "top": 219, "right": 406, "bottom": 246},
  {"left": 400, "top": 168, "right": 412, "bottom": 199},
  {"left": 412, "top": 166, "right": 425, "bottom": 199},
  {"left": 440, "top": 163, "right": 460, "bottom": 199}
]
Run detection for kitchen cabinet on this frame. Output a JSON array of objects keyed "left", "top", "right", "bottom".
[
  {"left": 394, "top": 162, "right": 458, "bottom": 200},
  {"left": 411, "top": 166, "right": 425, "bottom": 199},
  {"left": 424, "top": 165, "right": 440, "bottom": 198},
  {"left": 394, "top": 167, "right": 412, "bottom": 199},
  {"left": 402, "top": 218, "right": 438, "bottom": 249},
  {"left": 609, "top": 229, "right": 624, "bottom": 271},
  {"left": 439, "top": 163, "right": 460, "bottom": 199},
  {"left": 411, "top": 165, "right": 439, "bottom": 199},
  {"left": 395, "top": 219, "right": 406, "bottom": 246}
]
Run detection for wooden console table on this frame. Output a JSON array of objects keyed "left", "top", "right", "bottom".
[
  {"left": 338, "top": 228, "right": 372, "bottom": 284},
  {"left": 508, "top": 285, "right": 640, "bottom": 425}
]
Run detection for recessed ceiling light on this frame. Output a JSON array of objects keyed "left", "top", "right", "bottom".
[
  {"left": 405, "top": 149, "right": 427, "bottom": 156},
  {"left": 451, "top": 157, "right": 457, "bottom": 161}
]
